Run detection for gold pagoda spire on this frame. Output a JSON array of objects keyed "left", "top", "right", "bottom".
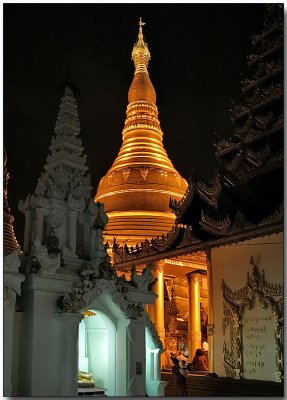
[{"left": 95, "top": 20, "right": 187, "bottom": 247}]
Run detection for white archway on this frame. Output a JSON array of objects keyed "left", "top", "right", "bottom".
[{"left": 78, "top": 310, "right": 116, "bottom": 396}]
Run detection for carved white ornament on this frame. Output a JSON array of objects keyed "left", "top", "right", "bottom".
[
  {"left": 127, "top": 321, "right": 137, "bottom": 343},
  {"left": 47, "top": 208, "right": 65, "bottom": 228},
  {"left": 31, "top": 238, "right": 61, "bottom": 275},
  {"left": 4, "top": 249, "right": 21, "bottom": 273}
]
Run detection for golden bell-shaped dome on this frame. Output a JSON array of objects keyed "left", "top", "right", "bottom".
[{"left": 95, "top": 19, "right": 187, "bottom": 246}]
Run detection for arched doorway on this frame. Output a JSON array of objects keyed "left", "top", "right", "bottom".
[{"left": 78, "top": 310, "right": 116, "bottom": 396}]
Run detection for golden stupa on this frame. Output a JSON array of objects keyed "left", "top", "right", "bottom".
[{"left": 95, "top": 19, "right": 187, "bottom": 246}]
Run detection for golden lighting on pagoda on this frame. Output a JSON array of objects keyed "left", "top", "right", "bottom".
[{"left": 94, "top": 18, "right": 187, "bottom": 247}]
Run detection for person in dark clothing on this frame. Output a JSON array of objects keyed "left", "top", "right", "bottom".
[
  {"left": 171, "top": 357, "right": 187, "bottom": 396},
  {"left": 191, "top": 348, "right": 208, "bottom": 371}
]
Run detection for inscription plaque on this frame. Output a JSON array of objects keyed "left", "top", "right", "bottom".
[
  {"left": 242, "top": 300, "right": 275, "bottom": 380},
  {"left": 222, "top": 262, "right": 283, "bottom": 381}
]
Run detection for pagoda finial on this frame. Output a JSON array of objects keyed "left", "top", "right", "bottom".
[
  {"left": 138, "top": 17, "right": 146, "bottom": 41},
  {"left": 132, "top": 17, "right": 150, "bottom": 74},
  {"left": 139, "top": 17, "right": 145, "bottom": 31}
]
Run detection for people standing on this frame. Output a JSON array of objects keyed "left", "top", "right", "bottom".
[
  {"left": 179, "top": 360, "right": 189, "bottom": 378},
  {"left": 171, "top": 357, "right": 187, "bottom": 396},
  {"left": 202, "top": 339, "right": 209, "bottom": 362}
]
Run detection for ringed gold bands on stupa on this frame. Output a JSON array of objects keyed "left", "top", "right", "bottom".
[{"left": 95, "top": 18, "right": 187, "bottom": 246}]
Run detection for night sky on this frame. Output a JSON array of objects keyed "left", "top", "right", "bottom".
[{"left": 4, "top": 3, "right": 267, "bottom": 244}]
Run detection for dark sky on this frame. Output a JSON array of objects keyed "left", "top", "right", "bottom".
[{"left": 4, "top": 3, "right": 267, "bottom": 244}]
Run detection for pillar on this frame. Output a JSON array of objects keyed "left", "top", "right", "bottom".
[
  {"left": 146, "top": 303, "right": 155, "bottom": 324},
  {"left": 18, "top": 275, "right": 83, "bottom": 396},
  {"left": 68, "top": 210, "right": 78, "bottom": 253},
  {"left": 206, "top": 250, "right": 214, "bottom": 372},
  {"left": 59, "top": 313, "right": 84, "bottom": 396},
  {"left": 3, "top": 291, "right": 17, "bottom": 396},
  {"left": 186, "top": 271, "right": 202, "bottom": 361},
  {"left": 3, "top": 268, "right": 25, "bottom": 396},
  {"left": 153, "top": 260, "right": 165, "bottom": 367},
  {"left": 83, "top": 217, "right": 91, "bottom": 258},
  {"left": 126, "top": 319, "right": 146, "bottom": 396},
  {"left": 153, "top": 260, "right": 165, "bottom": 346},
  {"left": 35, "top": 208, "right": 43, "bottom": 243},
  {"left": 57, "top": 214, "right": 66, "bottom": 250},
  {"left": 23, "top": 211, "right": 32, "bottom": 253}
]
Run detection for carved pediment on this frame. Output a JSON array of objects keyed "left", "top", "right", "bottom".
[{"left": 57, "top": 261, "right": 155, "bottom": 321}]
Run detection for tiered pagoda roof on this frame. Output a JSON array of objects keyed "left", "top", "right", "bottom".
[
  {"left": 33, "top": 82, "right": 92, "bottom": 202},
  {"left": 214, "top": 4, "right": 283, "bottom": 179},
  {"left": 170, "top": 3, "right": 283, "bottom": 239}
]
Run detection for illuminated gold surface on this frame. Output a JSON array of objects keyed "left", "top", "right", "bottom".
[
  {"left": 187, "top": 272, "right": 202, "bottom": 359},
  {"left": 153, "top": 261, "right": 166, "bottom": 367},
  {"left": 95, "top": 20, "right": 187, "bottom": 247}
]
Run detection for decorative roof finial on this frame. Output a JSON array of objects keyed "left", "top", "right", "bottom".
[
  {"left": 139, "top": 17, "right": 145, "bottom": 30},
  {"left": 132, "top": 17, "right": 150, "bottom": 74}
]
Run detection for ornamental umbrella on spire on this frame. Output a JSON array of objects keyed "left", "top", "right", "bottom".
[{"left": 131, "top": 17, "right": 151, "bottom": 74}]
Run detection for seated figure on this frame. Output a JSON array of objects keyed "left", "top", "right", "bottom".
[{"left": 190, "top": 348, "right": 208, "bottom": 371}]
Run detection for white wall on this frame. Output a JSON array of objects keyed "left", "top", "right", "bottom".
[
  {"left": 211, "top": 232, "right": 283, "bottom": 380},
  {"left": 145, "top": 328, "right": 163, "bottom": 396},
  {"left": 18, "top": 287, "right": 71, "bottom": 396}
]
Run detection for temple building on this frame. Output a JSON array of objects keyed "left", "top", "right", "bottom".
[
  {"left": 112, "top": 4, "right": 284, "bottom": 395},
  {"left": 94, "top": 18, "right": 208, "bottom": 367},
  {"left": 3, "top": 3, "right": 284, "bottom": 398}
]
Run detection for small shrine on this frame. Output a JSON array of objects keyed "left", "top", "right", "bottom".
[{"left": 4, "top": 80, "right": 165, "bottom": 397}]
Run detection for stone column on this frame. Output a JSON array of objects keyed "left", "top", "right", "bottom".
[
  {"left": 146, "top": 304, "right": 155, "bottom": 324},
  {"left": 3, "top": 257, "right": 24, "bottom": 396},
  {"left": 186, "top": 271, "right": 202, "bottom": 361},
  {"left": 68, "top": 211, "right": 78, "bottom": 253},
  {"left": 23, "top": 210, "right": 32, "bottom": 253},
  {"left": 59, "top": 313, "right": 84, "bottom": 396},
  {"left": 3, "top": 291, "right": 17, "bottom": 396},
  {"left": 126, "top": 319, "right": 146, "bottom": 396},
  {"left": 57, "top": 214, "right": 66, "bottom": 250},
  {"left": 206, "top": 250, "right": 214, "bottom": 372},
  {"left": 35, "top": 208, "right": 43, "bottom": 243},
  {"left": 83, "top": 217, "right": 91, "bottom": 258},
  {"left": 153, "top": 260, "right": 165, "bottom": 348},
  {"left": 18, "top": 274, "right": 82, "bottom": 397}
]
